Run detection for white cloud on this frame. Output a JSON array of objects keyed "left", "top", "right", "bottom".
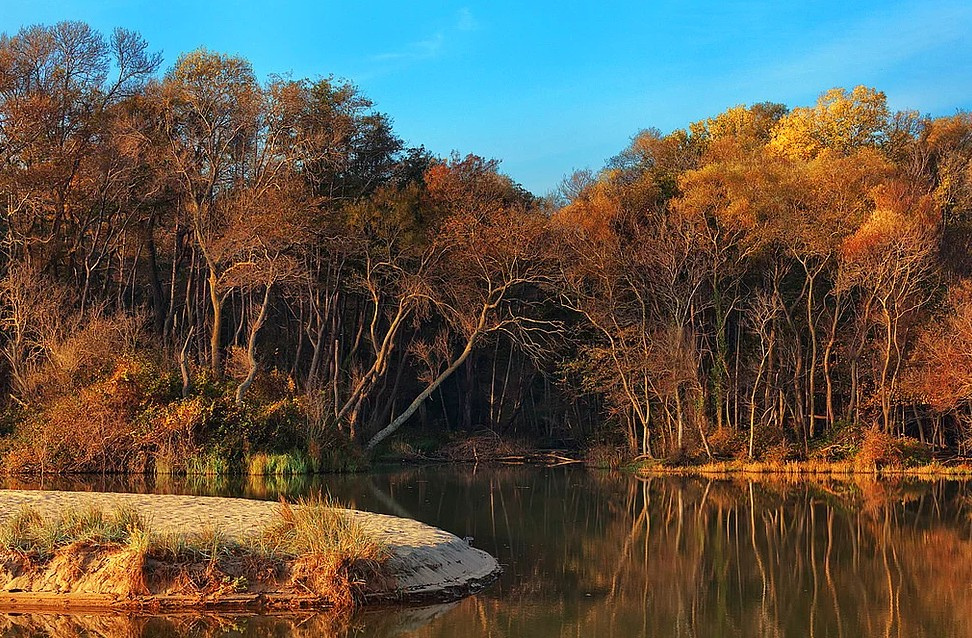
[
  {"left": 747, "top": 0, "right": 972, "bottom": 102},
  {"left": 456, "top": 7, "right": 477, "bottom": 32},
  {"left": 372, "top": 31, "right": 445, "bottom": 62},
  {"left": 370, "top": 8, "right": 477, "bottom": 66}
]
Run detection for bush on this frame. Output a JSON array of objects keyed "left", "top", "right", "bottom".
[
  {"left": 852, "top": 428, "right": 894, "bottom": 471},
  {"left": 762, "top": 440, "right": 800, "bottom": 465},
  {"left": 5, "top": 358, "right": 152, "bottom": 473},
  {"left": 706, "top": 428, "right": 745, "bottom": 459},
  {"left": 0, "top": 316, "right": 360, "bottom": 476},
  {"left": 20, "top": 311, "right": 144, "bottom": 403}
]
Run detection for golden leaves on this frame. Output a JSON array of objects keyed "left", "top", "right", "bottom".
[{"left": 770, "top": 86, "right": 890, "bottom": 160}]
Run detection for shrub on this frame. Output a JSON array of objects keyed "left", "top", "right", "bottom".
[
  {"left": 763, "top": 440, "right": 800, "bottom": 465},
  {"left": 854, "top": 427, "right": 903, "bottom": 471},
  {"left": 0, "top": 325, "right": 360, "bottom": 476},
  {"left": 706, "top": 428, "right": 745, "bottom": 459}
]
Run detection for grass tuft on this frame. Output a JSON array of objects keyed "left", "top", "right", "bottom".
[
  {"left": 246, "top": 451, "right": 315, "bottom": 477},
  {"left": 0, "top": 497, "right": 389, "bottom": 609},
  {"left": 0, "top": 504, "right": 147, "bottom": 559},
  {"left": 185, "top": 450, "right": 233, "bottom": 476},
  {"left": 262, "top": 496, "right": 385, "bottom": 560},
  {"left": 259, "top": 495, "right": 388, "bottom": 608}
]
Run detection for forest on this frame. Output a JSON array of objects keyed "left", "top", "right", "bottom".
[{"left": 1, "top": 21, "right": 971, "bottom": 474}]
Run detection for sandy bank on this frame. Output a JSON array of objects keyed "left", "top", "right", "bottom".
[{"left": 0, "top": 490, "right": 500, "bottom": 610}]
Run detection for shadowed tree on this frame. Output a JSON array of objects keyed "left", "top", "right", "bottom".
[
  {"left": 364, "top": 156, "right": 556, "bottom": 451},
  {"left": 156, "top": 48, "right": 261, "bottom": 374},
  {"left": 838, "top": 181, "right": 939, "bottom": 433}
]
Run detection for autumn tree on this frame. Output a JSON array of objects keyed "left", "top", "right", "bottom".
[
  {"left": 218, "top": 176, "right": 314, "bottom": 402},
  {"left": 838, "top": 182, "right": 939, "bottom": 432},
  {"left": 770, "top": 86, "right": 890, "bottom": 160},
  {"left": 0, "top": 22, "right": 160, "bottom": 300},
  {"left": 156, "top": 49, "right": 261, "bottom": 374},
  {"left": 905, "top": 280, "right": 972, "bottom": 450},
  {"left": 557, "top": 134, "right": 711, "bottom": 457},
  {"left": 364, "top": 155, "right": 555, "bottom": 451}
]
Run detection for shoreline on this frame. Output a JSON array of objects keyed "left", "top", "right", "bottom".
[
  {"left": 0, "top": 491, "right": 501, "bottom": 612},
  {"left": 7, "top": 456, "right": 972, "bottom": 484},
  {"left": 636, "top": 459, "right": 972, "bottom": 479}
]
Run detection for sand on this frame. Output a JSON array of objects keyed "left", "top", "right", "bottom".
[{"left": 0, "top": 490, "right": 501, "bottom": 608}]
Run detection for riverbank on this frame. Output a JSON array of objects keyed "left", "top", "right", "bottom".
[
  {"left": 637, "top": 458, "right": 972, "bottom": 478},
  {"left": 0, "top": 491, "right": 500, "bottom": 611}
]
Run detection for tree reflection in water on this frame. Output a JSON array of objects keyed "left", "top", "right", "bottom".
[{"left": 3, "top": 468, "right": 972, "bottom": 637}]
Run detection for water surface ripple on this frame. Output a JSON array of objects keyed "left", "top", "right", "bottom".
[{"left": 2, "top": 467, "right": 970, "bottom": 637}]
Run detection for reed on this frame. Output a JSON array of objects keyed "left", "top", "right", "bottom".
[
  {"left": 184, "top": 450, "right": 233, "bottom": 476},
  {"left": 246, "top": 451, "right": 315, "bottom": 476}
]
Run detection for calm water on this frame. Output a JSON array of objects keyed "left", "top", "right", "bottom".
[{"left": 2, "top": 467, "right": 972, "bottom": 637}]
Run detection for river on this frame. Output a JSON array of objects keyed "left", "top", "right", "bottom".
[{"left": 2, "top": 466, "right": 971, "bottom": 637}]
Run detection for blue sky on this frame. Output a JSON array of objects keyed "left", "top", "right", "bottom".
[{"left": 2, "top": 1, "right": 971, "bottom": 195}]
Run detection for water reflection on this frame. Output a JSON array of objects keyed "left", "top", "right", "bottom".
[
  {"left": 0, "top": 605, "right": 459, "bottom": 637},
  {"left": 4, "top": 468, "right": 972, "bottom": 637}
]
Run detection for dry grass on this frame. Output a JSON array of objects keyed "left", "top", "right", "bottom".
[
  {"left": 637, "top": 429, "right": 963, "bottom": 478},
  {"left": 638, "top": 458, "right": 972, "bottom": 478},
  {"left": 259, "top": 495, "right": 388, "bottom": 609},
  {"left": 0, "top": 504, "right": 146, "bottom": 559},
  {"left": 0, "top": 497, "right": 389, "bottom": 610}
]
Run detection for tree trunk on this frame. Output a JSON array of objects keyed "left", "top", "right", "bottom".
[
  {"left": 235, "top": 282, "right": 272, "bottom": 403},
  {"left": 180, "top": 327, "right": 194, "bottom": 398},
  {"left": 145, "top": 227, "right": 167, "bottom": 335},
  {"left": 209, "top": 269, "right": 223, "bottom": 375},
  {"left": 366, "top": 329, "right": 481, "bottom": 451},
  {"left": 806, "top": 272, "right": 819, "bottom": 439},
  {"left": 822, "top": 291, "right": 841, "bottom": 430}
]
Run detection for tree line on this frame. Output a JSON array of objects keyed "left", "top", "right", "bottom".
[{"left": 1, "top": 21, "right": 970, "bottom": 472}]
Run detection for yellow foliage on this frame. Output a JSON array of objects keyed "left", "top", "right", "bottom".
[
  {"left": 552, "top": 179, "right": 621, "bottom": 245},
  {"left": 771, "top": 86, "right": 889, "bottom": 160},
  {"left": 695, "top": 102, "right": 786, "bottom": 152}
]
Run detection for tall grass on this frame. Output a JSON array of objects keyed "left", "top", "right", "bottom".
[
  {"left": 258, "top": 495, "right": 388, "bottom": 608},
  {"left": 246, "top": 451, "right": 315, "bottom": 476},
  {"left": 260, "top": 496, "right": 386, "bottom": 561},
  {"left": 184, "top": 450, "right": 233, "bottom": 476},
  {"left": 0, "top": 504, "right": 146, "bottom": 559},
  {"left": 0, "top": 497, "right": 389, "bottom": 609}
]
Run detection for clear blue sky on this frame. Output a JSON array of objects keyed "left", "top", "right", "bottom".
[{"left": 3, "top": 1, "right": 971, "bottom": 195}]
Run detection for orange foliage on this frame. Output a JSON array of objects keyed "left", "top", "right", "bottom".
[
  {"left": 840, "top": 181, "right": 937, "bottom": 265},
  {"left": 551, "top": 179, "right": 621, "bottom": 246},
  {"left": 905, "top": 280, "right": 972, "bottom": 411}
]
